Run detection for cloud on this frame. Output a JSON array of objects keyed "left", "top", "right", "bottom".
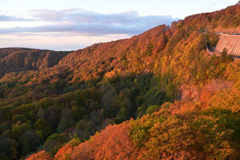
[
  {"left": 0, "top": 9, "right": 178, "bottom": 36},
  {"left": 0, "top": 15, "right": 30, "bottom": 21}
]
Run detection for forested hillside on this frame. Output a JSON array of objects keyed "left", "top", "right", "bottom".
[
  {"left": 0, "top": 3, "right": 240, "bottom": 160},
  {"left": 0, "top": 48, "right": 70, "bottom": 75}
]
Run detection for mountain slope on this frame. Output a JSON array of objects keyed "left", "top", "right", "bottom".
[
  {"left": 30, "top": 3, "right": 240, "bottom": 160},
  {"left": 1, "top": 3, "right": 240, "bottom": 160},
  {"left": 0, "top": 48, "right": 70, "bottom": 77},
  {"left": 21, "top": 3, "right": 240, "bottom": 86}
]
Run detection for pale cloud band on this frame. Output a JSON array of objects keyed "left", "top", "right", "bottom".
[
  {"left": 0, "top": 9, "right": 177, "bottom": 36},
  {"left": 0, "top": 9, "right": 178, "bottom": 50},
  {"left": 0, "top": 15, "right": 29, "bottom": 21}
]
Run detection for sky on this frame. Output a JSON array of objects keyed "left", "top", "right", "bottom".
[{"left": 0, "top": 0, "right": 238, "bottom": 51}]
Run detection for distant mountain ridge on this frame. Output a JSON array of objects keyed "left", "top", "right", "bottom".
[{"left": 0, "top": 48, "right": 70, "bottom": 77}]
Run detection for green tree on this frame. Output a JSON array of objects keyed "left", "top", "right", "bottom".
[
  {"left": 71, "top": 106, "right": 83, "bottom": 122},
  {"left": 36, "top": 108, "right": 45, "bottom": 120},
  {"left": 0, "top": 136, "right": 19, "bottom": 160},
  {"left": 34, "top": 119, "right": 52, "bottom": 136},
  {"left": 39, "top": 97, "right": 53, "bottom": 108},
  {"left": 19, "top": 130, "right": 41, "bottom": 156},
  {"left": 11, "top": 121, "right": 32, "bottom": 140},
  {"left": 57, "top": 118, "right": 75, "bottom": 133}
]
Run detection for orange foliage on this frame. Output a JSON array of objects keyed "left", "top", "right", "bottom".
[
  {"left": 54, "top": 144, "right": 75, "bottom": 160},
  {"left": 53, "top": 139, "right": 80, "bottom": 160},
  {"left": 200, "top": 79, "right": 233, "bottom": 108},
  {"left": 167, "top": 101, "right": 201, "bottom": 116},
  {"left": 71, "top": 122, "right": 140, "bottom": 160},
  {"left": 71, "top": 142, "right": 92, "bottom": 160},
  {"left": 199, "top": 87, "right": 212, "bottom": 108},
  {"left": 26, "top": 151, "right": 52, "bottom": 160},
  {"left": 208, "top": 82, "right": 240, "bottom": 112}
]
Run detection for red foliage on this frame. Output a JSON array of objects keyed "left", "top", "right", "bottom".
[
  {"left": 71, "top": 122, "right": 140, "bottom": 160},
  {"left": 26, "top": 151, "right": 52, "bottom": 160},
  {"left": 54, "top": 144, "right": 76, "bottom": 160},
  {"left": 71, "top": 142, "right": 92, "bottom": 160}
]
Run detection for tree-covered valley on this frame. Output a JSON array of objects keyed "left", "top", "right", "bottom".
[{"left": 1, "top": 3, "right": 240, "bottom": 160}]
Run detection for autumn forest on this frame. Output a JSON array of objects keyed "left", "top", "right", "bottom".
[{"left": 1, "top": 3, "right": 240, "bottom": 160}]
